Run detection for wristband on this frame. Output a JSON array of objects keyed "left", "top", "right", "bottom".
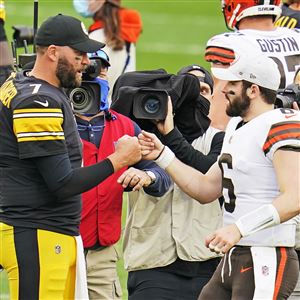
[
  {"left": 154, "top": 146, "right": 175, "bottom": 169},
  {"left": 235, "top": 204, "right": 280, "bottom": 237}
]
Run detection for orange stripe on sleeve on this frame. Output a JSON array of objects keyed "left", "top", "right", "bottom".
[
  {"left": 268, "top": 123, "right": 300, "bottom": 136},
  {"left": 204, "top": 54, "right": 234, "bottom": 64},
  {"left": 273, "top": 247, "right": 287, "bottom": 300}
]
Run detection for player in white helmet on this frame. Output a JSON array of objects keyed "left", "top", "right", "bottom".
[{"left": 205, "top": 0, "right": 300, "bottom": 130}]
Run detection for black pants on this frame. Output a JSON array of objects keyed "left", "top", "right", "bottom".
[{"left": 128, "top": 267, "right": 215, "bottom": 300}]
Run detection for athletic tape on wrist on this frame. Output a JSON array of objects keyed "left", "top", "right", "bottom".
[
  {"left": 154, "top": 146, "right": 175, "bottom": 169},
  {"left": 235, "top": 204, "right": 280, "bottom": 237}
]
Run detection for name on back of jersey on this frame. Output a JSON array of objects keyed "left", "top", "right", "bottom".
[
  {"left": 256, "top": 37, "right": 299, "bottom": 53},
  {"left": 0, "top": 73, "right": 17, "bottom": 109}
]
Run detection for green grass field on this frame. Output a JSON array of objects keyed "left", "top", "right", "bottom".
[{"left": 1, "top": 0, "right": 226, "bottom": 299}]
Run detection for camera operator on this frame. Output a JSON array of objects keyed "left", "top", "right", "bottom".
[
  {"left": 74, "top": 49, "right": 171, "bottom": 300},
  {"left": 290, "top": 66, "right": 300, "bottom": 300},
  {"left": 73, "top": 0, "right": 142, "bottom": 102},
  {"left": 0, "top": 14, "right": 144, "bottom": 299},
  {"left": 0, "top": 0, "right": 14, "bottom": 86},
  {"left": 118, "top": 65, "right": 225, "bottom": 300}
]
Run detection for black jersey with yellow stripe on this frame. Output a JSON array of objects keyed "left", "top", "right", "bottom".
[
  {"left": 0, "top": 71, "right": 82, "bottom": 236},
  {"left": 275, "top": 4, "right": 300, "bottom": 29}
]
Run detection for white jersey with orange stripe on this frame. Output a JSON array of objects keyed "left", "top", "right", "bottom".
[
  {"left": 205, "top": 27, "right": 300, "bottom": 89},
  {"left": 218, "top": 108, "right": 300, "bottom": 247}
]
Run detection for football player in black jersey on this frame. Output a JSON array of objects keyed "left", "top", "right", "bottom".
[
  {"left": 275, "top": 0, "right": 300, "bottom": 29},
  {"left": 0, "top": 14, "right": 142, "bottom": 300}
]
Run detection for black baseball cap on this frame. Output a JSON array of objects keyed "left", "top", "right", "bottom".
[
  {"left": 177, "top": 64, "right": 214, "bottom": 93},
  {"left": 35, "top": 14, "right": 105, "bottom": 53}
]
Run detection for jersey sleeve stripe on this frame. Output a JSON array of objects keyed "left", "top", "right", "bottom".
[
  {"left": 268, "top": 122, "right": 299, "bottom": 136},
  {"left": 13, "top": 109, "right": 64, "bottom": 143},
  {"left": 263, "top": 122, "right": 300, "bottom": 154},
  {"left": 16, "top": 134, "right": 65, "bottom": 143},
  {"left": 14, "top": 108, "right": 62, "bottom": 114},
  {"left": 205, "top": 46, "right": 235, "bottom": 63}
]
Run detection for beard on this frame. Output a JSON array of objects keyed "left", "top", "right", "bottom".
[
  {"left": 226, "top": 89, "right": 251, "bottom": 118},
  {"left": 56, "top": 56, "right": 82, "bottom": 88}
]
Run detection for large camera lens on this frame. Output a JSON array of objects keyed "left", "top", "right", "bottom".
[
  {"left": 69, "top": 87, "right": 90, "bottom": 111},
  {"left": 67, "top": 81, "right": 101, "bottom": 115},
  {"left": 143, "top": 97, "right": 161, "bottom": 115}
]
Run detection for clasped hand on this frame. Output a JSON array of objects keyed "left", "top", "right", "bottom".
[{"left": 117, "top": 167, "right": 152, "bottom": 191}]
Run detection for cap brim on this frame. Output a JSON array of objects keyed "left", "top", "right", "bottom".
[
  {"left": 93, "top": 57, "right": 111, "bottom": 67},
  {"left": 71, "top": 38, "right": 105, "bottom": 53},
  {"left": 211, "top": 67, "right": 241, "bottom": 82},
  {"left": 102, "top": 60, "right": 111, "bottom": 67}
]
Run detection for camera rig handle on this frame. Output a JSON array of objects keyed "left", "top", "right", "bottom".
[
  {"left": 11, "top": 0, "right": 38, "bottom": 70},
  {"left": 33, "top": 0, "right": 38, "bottom": 52}
]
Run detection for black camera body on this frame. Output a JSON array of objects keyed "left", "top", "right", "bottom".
[
  {"left": 275, "top": 83, "right": 300, "bottom": 109},
  {"left": 66, "top": 59, "right": 102, "bottom": 115},
  {"left": 111, "top": 69, "right": 210, "bottom": 135},
  {"left": 117, "top": 86, "right": 169, "bottom": 120},
  {"left": 12, "top": 25, "right": 34, "bottom": 48}
]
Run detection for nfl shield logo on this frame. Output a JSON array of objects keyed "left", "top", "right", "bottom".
[
  {"left": 262, "top": 265, "right": 269, "bottom": 276},
  {"left": 55, "top": 245, "right": 62, "bottom": 254}
]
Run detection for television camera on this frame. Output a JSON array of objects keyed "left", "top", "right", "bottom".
[
  {"left": 111, "top": 69, "right": 211, "bottom": 136},
  {"left": 66, "top": 59, "right": 102, "bottom": 115},
  {"left": 275, "top": 83, "right": 300, "bottom": 109}
]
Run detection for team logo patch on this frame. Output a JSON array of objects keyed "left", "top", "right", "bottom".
[
  {"left": 55, "top": 245, "right": 62, "bottom": 254},
  {"left": 261, "top": 265, "right": 269, "bottom": 276},
  {"left": 81, "top": 22, "right": 89, "bottom": 36}
]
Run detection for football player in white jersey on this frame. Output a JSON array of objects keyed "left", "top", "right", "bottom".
[
  {"left": 139, "top": 52, "right": 300, "bottom": 300},
  {"left": 205, "top": 0, "right": 300, "bottom": 130}
]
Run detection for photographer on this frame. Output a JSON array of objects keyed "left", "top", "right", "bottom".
[
  {"left": 290, "top": 66, "right": 300, "bottom": 300},
  {"left": 73, "top": 0, "right": 142, "bottom": 101},
  {"left": 74, "top": 50, "right": 171, "bottom": 300},
  {"left": 118, "top": 65, "right": 225, "bottom": 300},
  {"left": 0, "top": 14, "right": 143, "bottom": 299},
  {"left": 0, "top": 0, "right": 13, "bottom": 86}
]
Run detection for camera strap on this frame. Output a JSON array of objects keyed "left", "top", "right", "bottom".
[{"left": 121, "top": 41, "right": 131, "bottom": 74}]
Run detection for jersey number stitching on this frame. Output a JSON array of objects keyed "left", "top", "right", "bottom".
[{"left": 219, "top": 153, "right": 236, "bottom": 213}]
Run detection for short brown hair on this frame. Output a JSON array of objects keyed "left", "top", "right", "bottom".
[{"left": 243, "top": 80, "right": 277, "bottom": 105}]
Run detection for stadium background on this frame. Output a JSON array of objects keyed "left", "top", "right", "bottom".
[{"left": 1, "top": 0, "right": 226, "bottom": 299}]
